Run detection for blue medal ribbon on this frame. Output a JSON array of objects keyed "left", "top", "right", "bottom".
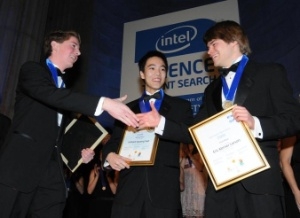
[
  {"left": 46, "top": 58, "right": 59, "bottom": 87},
  {"left": 139, "top": 89, "right": 164, "bottom": 113},
  {"left": 221, "top": 55, "right": 249, "bottom": 102},
  {"left": 99, "top": 166, "right": 107, "bottom": 190}
]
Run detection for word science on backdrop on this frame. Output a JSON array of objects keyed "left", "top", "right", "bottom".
[{"left": 121, "top": 0, "right": 239, "bottom": 116}]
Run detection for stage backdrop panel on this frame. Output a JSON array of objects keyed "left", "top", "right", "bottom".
[{"left": 120, "top": 0, "right": 239, "bottom": 115}]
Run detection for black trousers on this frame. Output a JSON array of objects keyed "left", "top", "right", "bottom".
[
  {"left": 0, "top": 113, "right": 11, "bottom": 149},
  {"left": 0, "top": 159, "right": 66, "bottom": 218},
  {"left": 204, "top": 181, "right": 285, "bottom": 218},
  {"left": 111, "top": 180, "right": 180, "bottom": 218}
]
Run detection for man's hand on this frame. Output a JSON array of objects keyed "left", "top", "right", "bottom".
[
  {"left": 136, "top": 102, "right": 161, "bottom": 129},
  {"left": 81, "top": 148, "right": 95, "bottom": 163},
  {"left": 102, "top": 95, "right": 139, "bottom": 128},
  {"left": 232, "top": 105, "right": 255, "bottom": 129},
  {"left": 106, "top": 152, "right": 131, "bottom": 171}
]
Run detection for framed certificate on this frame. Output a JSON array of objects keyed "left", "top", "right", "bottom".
[
  {"left": 118, "top": 127, "right": 159, "bottom": 166},
  {"left": 61, "top": 114, "right": 108, "bottom": 172},
  {"left": 189, "top": 106, "right": 270, "bottom": 190}
]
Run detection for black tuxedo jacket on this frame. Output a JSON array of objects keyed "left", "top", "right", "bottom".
[
  {"left": 194, "top": 60, "right": 300, "bottom": 196},
  {"left": 0, "top": 61, "right": 100, "bottom": 192},
  {"left": 102, "top": 94, "right": 193, "bottom": 210}
]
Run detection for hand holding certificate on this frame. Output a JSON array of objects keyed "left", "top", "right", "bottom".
[
  {"left": 118, "top": 126, "right": 159, "bottom": 166},
  {"left": 61, "top": 114, "right": 108, "bottom": 172},
  {"left": 189, "top": 106, "right": 270, "bottom": 190}
]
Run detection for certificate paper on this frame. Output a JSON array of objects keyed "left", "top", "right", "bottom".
[
  {"left": 189, "top": 106, "right": 270, "bottom": 190},
  {"left": 118, "top": 127, "right": 159, "bottom": 166}
]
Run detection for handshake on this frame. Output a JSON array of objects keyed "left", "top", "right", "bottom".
[{"left": 103, "top": 95, "right": 161, "bottom": 130}]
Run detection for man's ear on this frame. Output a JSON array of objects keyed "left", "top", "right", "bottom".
[
  {"left": 230, "top": 40, "right": 239, "bottom": 48},
  {"left": 51, "top": 41, "right": 58, "bottom": 52},
  {"left": 139, "top": 71, "right": 145, "bottom": 79}
]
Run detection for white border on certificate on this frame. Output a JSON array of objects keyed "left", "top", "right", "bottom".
[
  {"left": 118, "top": 127, "right": 159, "bottom": 166},
  {"left": 189, "top": 106, "right": 270, "bottom": 190}
]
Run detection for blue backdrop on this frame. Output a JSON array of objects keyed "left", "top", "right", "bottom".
[{"left": 77, "top": 0, "right": 300, "bottom": 129}]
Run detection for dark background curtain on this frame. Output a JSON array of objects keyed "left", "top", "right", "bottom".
[{"left": 1, "top": 0, "right": 299, "bottom": 129}]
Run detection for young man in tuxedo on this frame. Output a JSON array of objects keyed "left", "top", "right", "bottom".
[
  {"left": 102, "top": 50, "right": 193, "bottom": 218},
  {"left": 194, "top": 20, "right": 300, "bottom": 218},
  {"left": 0, "top": 30, "right": 138, "bottom": 218}
]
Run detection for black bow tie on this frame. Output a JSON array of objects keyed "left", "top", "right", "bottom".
[
  {"left": 56, "top": 68, "right": 64, "bottom": 77},
  {"left": 56, "top": 68, "right": 66, "bottom": 83},
  {"left": 143, "top": 92, "right": 161, "bottom": 101},
  {"left": 219, "top": 62, "right": 239, "bottom": 77}
]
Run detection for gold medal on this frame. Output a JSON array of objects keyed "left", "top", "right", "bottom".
[
  {"left": 146, "top": 127, "right": 154, "bottom": 132},
  {"left": 222, "top": 101, "right": 233, "bottom": 109}
]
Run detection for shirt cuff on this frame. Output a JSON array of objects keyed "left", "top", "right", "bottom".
[
  {"left": 103, "top": 160, "right": 110, "bottom": 167},
  {"left": 251, "top": 116, "right": 263, "bottom": 139},
  {"left": 155, "top": 116, "right": 165, "bottom": 135},
  {"left": 94, "top": 97, "right": 105, "bottom": 116}
]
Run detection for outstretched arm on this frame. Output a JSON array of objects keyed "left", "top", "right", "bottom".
[
  {"left": 87, "top": 164, "right": 100, "bottom": 194},
  {"left": 102, "top": 95, "right": 139, "bottom": 128},
  {"left": 136, "top": 102, "right": 161, "bottom": 129}
]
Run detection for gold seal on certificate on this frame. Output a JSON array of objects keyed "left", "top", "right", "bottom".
[
  {"left": 146, "top": 127, "right": 155, "bottom": 132},
  {"left": 118, "top": 126, "right": 159, "bottom": 166},
  {"left": 222, "top": 100, "right": 234, "bottom": 109}
]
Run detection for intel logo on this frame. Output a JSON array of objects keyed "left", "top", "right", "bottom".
[
  {"left": 134, "top": 18, "right": 214, "bottom": 61},
  {"left": 155, "top": 25, "right": 197, "bottom": 54}
]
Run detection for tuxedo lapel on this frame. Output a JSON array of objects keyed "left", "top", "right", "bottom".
[
  {"left": 234, "top": 63, "right": 254, "bottom": 106},
  {"left": 212, "top": 79, "right": 223, "bottom": 112},
  {"left": 211, "top": 65, "right": 254, "bottom": 111},
  {"left": 132, "top": 102, "right": 141, "bottom": 113},
  {"left": 159, "top": 95, "right": 171, "bottom": 117}
]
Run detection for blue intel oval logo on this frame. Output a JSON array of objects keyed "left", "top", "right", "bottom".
[
  {"left": 134, "top": 18, "right": 215, "bottom": 61},
  {"left": 155, "top": 25, "right": 197, "bottom": 54}
]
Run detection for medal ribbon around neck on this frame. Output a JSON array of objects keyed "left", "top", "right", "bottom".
[
  {"left": 99, "top": 167, "right": 107, "bottom": 190},
  {"left": 221, "top": 55, "right": 249, "bottom": 102},
  {"left": 46, "top": 58, "right": 60, "bottom": 88},
  {"left": 139, "top": 89, "right": 164, "bottom": 113}
]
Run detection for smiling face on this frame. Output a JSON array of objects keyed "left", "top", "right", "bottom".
[
  {"left": 206, "top": 38, "right": 241, "bottom": 68},
  {"left": 203, "top": 21, "right": 250, "bottom": 68},
  {"left": 140, "top": 56, "right": 167, "bottom": 94},
  {"left": 49, "top": 36, "right": 81, "bottom": 71}
]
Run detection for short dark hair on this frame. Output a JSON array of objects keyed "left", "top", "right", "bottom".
[
  {"left": 43, "top": 30, "right": 81, "bottom": 57},
  {"left": 138, "top": 50, "right": 168, "bottom": 73},
  {"left": 203, "top": 20, "right": 251, "bottom": 55}
]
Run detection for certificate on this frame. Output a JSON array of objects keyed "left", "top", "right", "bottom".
[
  {"left": 189, "top": 106, "right": 270, "bottom": 190},
  {"left": 118, "top": 127, "right": 159, "bottom": 166}
]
